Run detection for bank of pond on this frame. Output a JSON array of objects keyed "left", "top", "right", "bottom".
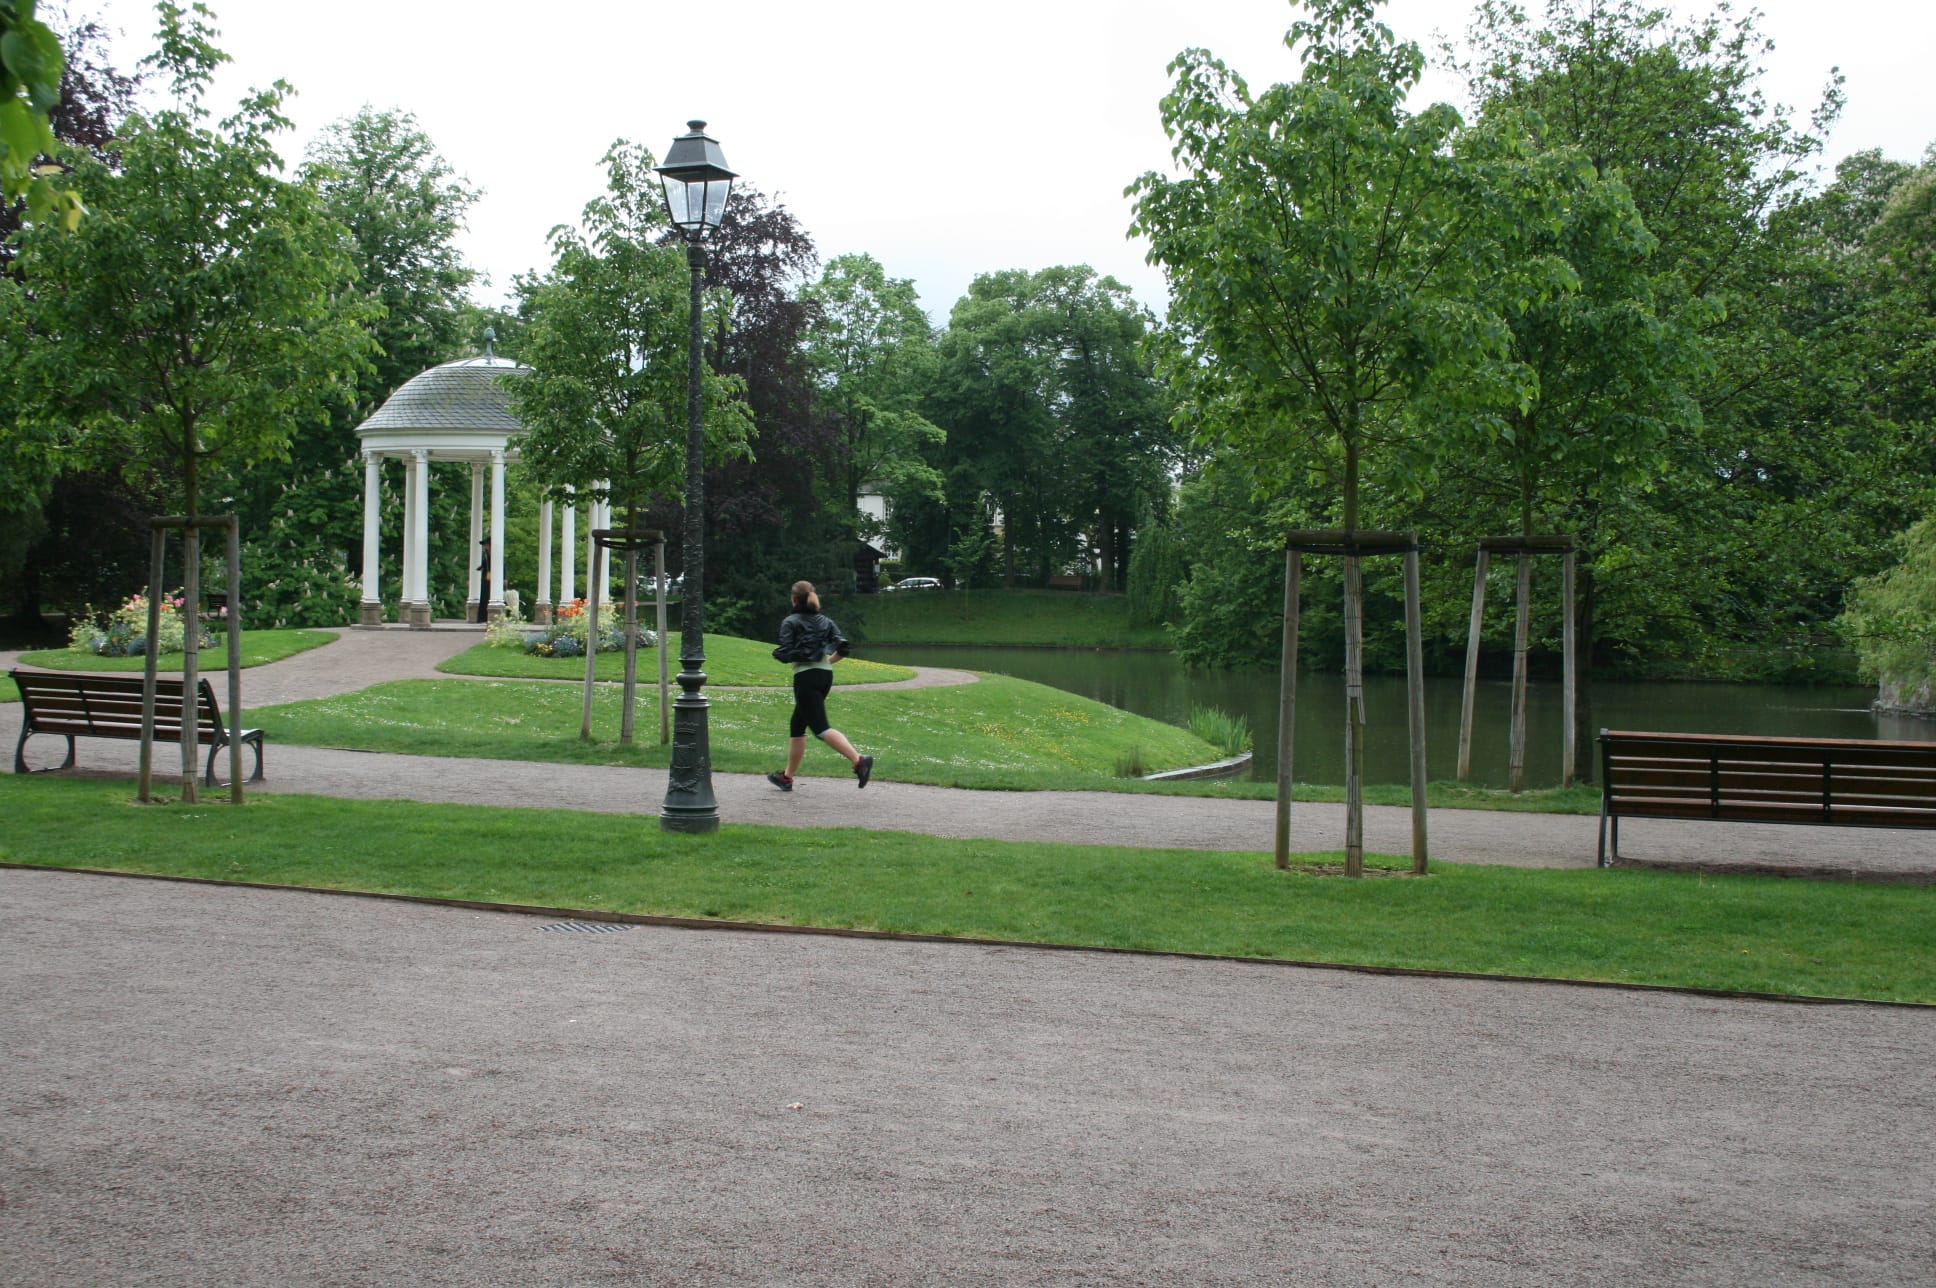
[{"left": 866, "top": 645, "right": 1935, "bottom": 791}]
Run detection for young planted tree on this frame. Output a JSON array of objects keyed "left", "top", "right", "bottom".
[
  {"left": 9, "top": 1, "right": 374, "bottom": 800},
  {"left": 1429, "top": 126, "right": 1693, "bottom": 789},
  {"left": 1460, "top": 0, "right": 1845, "bottom": 751},
  {"left": 510, "top": 139, "right": 753, "bottom": 743},
  {"left": 1131, "top": 0, "right": 1556, "bottom": 872}
]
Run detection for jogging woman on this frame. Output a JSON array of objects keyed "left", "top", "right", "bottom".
[{"left": 767, "top": 580, "right": 874, "bottom": 791}]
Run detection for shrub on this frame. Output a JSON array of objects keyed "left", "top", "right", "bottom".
[{"left": 1186, "top": 704, "right": 1253, "bottom": 758}]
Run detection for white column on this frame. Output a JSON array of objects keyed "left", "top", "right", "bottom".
[
  {"left": 536, "top": 497, "right": 554, "bottom": 624},
  {"left": 585, "top": 494, "right": 603, "bottom": 605},
  {"left": 401, "top": 452, "right": 420, "bottom": 614},
  {"left": 488, "top": 449, "right": 507, "bottom": 620},
  {"left": 467, "top": 463, "right": 484, "bottom": 611},
  {"left": 560, "top": 486, "right": 576, "bottom": 605},
  {"left": 410, "top": 449, "right": 432, "bottom": 627},
  {"left": 360, "top": 451, "right": 383, "bottom": 625},
  {"left": 594, "top": 483, "right": 613, "bottom": 602}
]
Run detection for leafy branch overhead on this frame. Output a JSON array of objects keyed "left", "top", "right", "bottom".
[{"left": 0, "top": 0, "right": 82, "bottom": 227}]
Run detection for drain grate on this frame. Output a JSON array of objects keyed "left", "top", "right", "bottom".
[{"left": 537, "top": 920, "right": 636, "bottom": 934}]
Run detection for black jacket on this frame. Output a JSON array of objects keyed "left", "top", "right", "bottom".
[{"left": 774, "top": 611, "right": 847, "bottom": 664}]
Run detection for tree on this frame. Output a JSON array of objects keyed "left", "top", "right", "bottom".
[
  {"left": 1843, "top": 516, "right": 1936, "bottom": 714},
  {"left": 683, "top": 184, "right": 844, "bottom": 621},
  {"left": 1458, "top": 0, "right": 1847, "bottom": 761},
  {"left": 800, "top": 252, "right": 944, "bottom": 553},
  {"left": 509, "top": 138, "right": 753, "bottom": 741},
  {"left": 0, "top": 4, "right": 141, "bottom": 629},
  {"left": 923, "top": 265, "right": 1173, "bottom": 589},
  {"left": 926, "top": 269, "right": 1062, "bottom": 584},
  {"left": 1130, "top": 0, "right": 1556, "bottom": 871},
  {"left": 9, "top": 0, "right": 375, "bottom": 797},
  {"left": 308, "top": 107, "right": 480, "bottom": 406},
  {"left": 204, "top": 105, "right": 483, "bottom": 629}
]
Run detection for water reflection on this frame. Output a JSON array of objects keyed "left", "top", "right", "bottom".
[{"left": 870, "top": 645, "right": 1936, "bottom": 790}]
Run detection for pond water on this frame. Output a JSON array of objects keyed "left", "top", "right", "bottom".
[{"left": 868, "top": 645, "right": 1936, "bottom": 789}]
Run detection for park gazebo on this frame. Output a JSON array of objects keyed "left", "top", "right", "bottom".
[
  {"left": 354, "top": 344, "right": 619, "bottom": 629},
  {"left": 354, "top": 346, "right": 534, "bottom": 628}
]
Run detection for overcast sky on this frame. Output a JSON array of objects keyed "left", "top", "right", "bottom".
[{"left": 79, "top": 0, "right": 1936, "bottom": 328}]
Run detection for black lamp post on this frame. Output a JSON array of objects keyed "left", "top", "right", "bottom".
[{"left": 657, "top": 120, "right": 735, "bottom": 834}]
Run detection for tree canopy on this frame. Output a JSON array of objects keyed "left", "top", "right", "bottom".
[
  {"left": 10, "top": 0, "right": 374, "bottom": 523},
  {"left": 510, "top": 139, "right": 752, "bottom": 527}
]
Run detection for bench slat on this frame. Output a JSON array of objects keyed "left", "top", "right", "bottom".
[{"left": 1607, "top": 765, "right": 1936, "bottom": 803}]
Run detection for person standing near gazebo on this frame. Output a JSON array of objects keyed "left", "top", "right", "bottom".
[{"left": 476, "top": 536, "right": 492, "bottom": 623}]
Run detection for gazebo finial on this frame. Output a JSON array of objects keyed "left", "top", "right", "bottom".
[{"left": 482, "top": 326, "right": 497, "bottom": 359}]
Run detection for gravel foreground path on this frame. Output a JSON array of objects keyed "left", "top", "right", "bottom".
[{"left": 4, "top": 867, "right": 1933, "bottom": 1287}]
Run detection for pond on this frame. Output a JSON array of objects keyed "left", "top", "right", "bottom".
[{"left": 867, "top": 645, "right": 1936, "bottom": 789}]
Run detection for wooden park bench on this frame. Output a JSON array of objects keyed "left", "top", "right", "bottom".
[
  {"left": 1597, "top": 729, "right": 1936, "bottom": 867},
  {"left": 11, "top": 666, "right": 265, "bottom": 785}
]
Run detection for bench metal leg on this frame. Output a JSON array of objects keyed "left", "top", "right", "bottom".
[
  {"left": 204, "top": 734, "right": 265, "bottom": 786},
  {"left": 1597, "top": 799, "right": 1610, "bottom": 867},
  {"left": 15, "top": 728, "right": 76, "bottom": 776}
]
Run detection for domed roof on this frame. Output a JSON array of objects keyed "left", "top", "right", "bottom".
[{"left": 356, "top": 353, "right": 532, "bottom": 437}]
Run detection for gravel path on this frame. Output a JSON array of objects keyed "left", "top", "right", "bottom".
[
  {"left": 7, "top": 629, "right": 1935, "bottom": 877},
  {"left": 4, "top": 866, "right": 1933, "bottom": 1287}
]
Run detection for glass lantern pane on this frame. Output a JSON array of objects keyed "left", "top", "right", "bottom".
[
  {"left": 661, "top": 175, "right": 695, "bottom": 227},
  {"left": 702, "top": 178, "right": 732, "bottom": 228}
]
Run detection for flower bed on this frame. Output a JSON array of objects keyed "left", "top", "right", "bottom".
[
  {"left": 484, "top": 597, "right": 650, "bottom": 658},
  {"left": 67, "top": 591, "right": 214, "bottom": 658}
]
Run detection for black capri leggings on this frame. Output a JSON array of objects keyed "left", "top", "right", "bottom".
[{"left": 789, "top": 667, "right": 834, "bottom": 738}]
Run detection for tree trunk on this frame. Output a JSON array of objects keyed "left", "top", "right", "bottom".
[
  {"left": 179, "top": 447, "right": 201, "bottom": 805},
  {"left": 620, "top": 544, "right": 639, "bottom": 746},
  {"left": 1343, "top": 553, "right": 1365, "bottom": 878},
  {"left": 1508, "top": 552, "right": 1532, "bottom": 794},
  {"left": 1573, "top": 563, "right": 1598, "bottom": 785},
  {"left": 1274, "top": 549, "right": 1301, "bottom": 871},
  {"left": 1457, "top": 549, "right": 1490, "bottom": 781}
]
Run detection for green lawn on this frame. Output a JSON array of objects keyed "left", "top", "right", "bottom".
[
  {"left": 4, "top": 776, "right": 1929, "bottom": 1003},
  {"left": 828, "top": 588, "right": 1170, "bottom": 648},
  {"left": 4, "top": 629, "right": 338, "bottom": 703},
  {"left": 438, "top": 633, "right": 915, "bottom": 687},
  {"left": 249, "top": 670, "right": 1223, "bottom": 788}
]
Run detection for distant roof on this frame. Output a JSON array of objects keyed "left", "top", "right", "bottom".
[{"left": 356, "top": 354, "right": 532, "bottom": 437}]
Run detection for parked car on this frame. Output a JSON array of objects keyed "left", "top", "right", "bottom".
[{"left": 885, "top": 576, "right": 943, "bottom": 592}]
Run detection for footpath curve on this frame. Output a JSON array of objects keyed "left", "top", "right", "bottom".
[{"left": 6, "top": 629, "right": 1935, "bottom": 877}]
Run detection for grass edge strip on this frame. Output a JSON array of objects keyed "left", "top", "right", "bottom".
[{"left": 5, "top": 860, "right": 1923, "bottom": 1012}]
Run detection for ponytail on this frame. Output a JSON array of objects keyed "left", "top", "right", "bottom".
[{"left": 791, "top": 579, "right": 819, "bottom": 613}]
